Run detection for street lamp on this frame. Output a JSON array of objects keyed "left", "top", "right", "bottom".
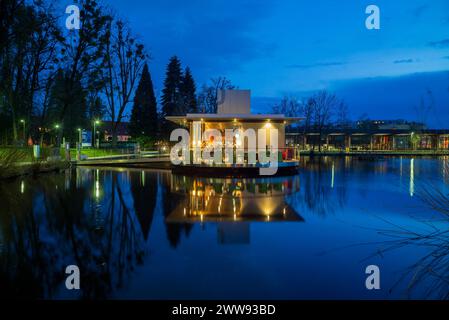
[
  {"left": 77, "top": 128, "right": 82, "bottom": 146},
  {"left": 54, "top": 124, "right": 60, "bottom": 146},
  {"left": 93, "top": 120, "right": 101, "bottom": 148},
  {"left": 19, "top": 119, "right": 26, "bottom": 142}
]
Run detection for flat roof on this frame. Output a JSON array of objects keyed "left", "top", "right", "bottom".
[
  {"left": 286, "top": 129, "right": 449, "bottom": 135},
  {"left": 166, "top": 113, "right": 303, "bottom": 124}
]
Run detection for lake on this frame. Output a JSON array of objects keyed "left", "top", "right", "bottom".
[{"left": 1, "top": 156, "right": 448, "bottom": 299}]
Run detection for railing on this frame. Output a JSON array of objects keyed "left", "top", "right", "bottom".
[{"left": 183, "top": 147, "right": 300, "bottom": 165}]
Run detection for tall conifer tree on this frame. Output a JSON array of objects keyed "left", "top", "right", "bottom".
[
  {"left": 181, "top": 67, "right": 197, "bottom": 113},
  {"left": 161, "top": 56, "right": 183, "bottom": 117},
  {"left": 129, "top": 64, "right": 158, "bottom": 138}
]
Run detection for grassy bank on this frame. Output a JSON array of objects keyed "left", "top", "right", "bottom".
[
  {"left": 0, "top": 148, "right": 70, "bottom": 180},
  {"left": 0, "top": 146, "right": 132, "bottom": 161}
]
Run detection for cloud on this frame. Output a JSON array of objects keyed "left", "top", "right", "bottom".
[
  {"left": 329, "top": 71, "right": 449, "bottom": 129},
  {"left": 146, "top": 1, "right": 277, "bottom": 69},
  {"left": 285, "top": 62, "right": 345, "bottom": 69},
  {"left": 393, "top": 59, "right": 414, "bottom": 64},
  {"left": 108, "top": 0, "right": 278, "bottom": 87},
  {"left": 428, "top": 39, "right": 449, "bottom": 48}
]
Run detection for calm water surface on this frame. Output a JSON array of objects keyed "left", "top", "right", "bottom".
[{"left": 1, "top": 156, "right": 449, "bottom": 299}]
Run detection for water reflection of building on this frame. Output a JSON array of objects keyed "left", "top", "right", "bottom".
[
  {"left": 218, "top": 223, "right": 250, "bottom": 244},
  {"left": 166, "top": 175, "right": 303, "bottom": 244}
]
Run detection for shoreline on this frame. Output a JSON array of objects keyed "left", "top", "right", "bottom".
[
  {"left": 1, "top": 152, "right": 447, "bottom": 181},
  {"left": 299, "top": 150, "right": 449, "bottom": 157},
  {"left": 0, "top": 161, "right": 71, "bottom": 181}
]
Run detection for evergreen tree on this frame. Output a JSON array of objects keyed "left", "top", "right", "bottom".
[
  {"left": 161, "top": 56, "right": 184, "bottom": 136},
  {"left": 47, "top": 69, "right": 87, "bottom": 143},
  {"left": 129, "top": 64, "right": 158, "bottom": 138},
  {"left": 181, "top": 67, "right": 197, "bottom": 113},
  {"left": 161, "top": 56, "right": 183, "bottom": 117}
]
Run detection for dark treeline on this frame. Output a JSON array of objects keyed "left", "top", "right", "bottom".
[
  {"left": 0, "top": 0, "right": 150, "bottom": 146},
  {"left": 0, "top": 0, "right": 236, "bottom": 147},
  {"left": 273, "top": 91, "right": 350, "bottom": 152}
]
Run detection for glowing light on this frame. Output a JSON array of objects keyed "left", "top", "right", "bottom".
[
  {"left": 265, "top": 122, "right": 272, "bottom": 129},
  {"left": 20, "top": 181, "right": 25, "bottom": 194},
  {"left": 331, "top": 162, "right": 335, "bottom": 188},
  {"left": 95, "top": 180, "right": 100, "bottom": 199},
  {"left": 410, "top": 158, "right": 415, "bottom": 197}
]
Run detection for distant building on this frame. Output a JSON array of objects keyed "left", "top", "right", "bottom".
[
  {"left": 356, "top": 119, "right": 426, "bottom": 131},
  {"left": 103, "top": 121, "right": 131, "bottom": 142},
  {"left": 286, "top": 124, "right": 449, "bottom": 151}
]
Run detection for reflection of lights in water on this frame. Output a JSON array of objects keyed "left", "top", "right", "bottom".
[
  {"left": 20, "top": 181, "right": 25, "bottom": 194},
  {"left": 345, "top": 156, "right": 350, "bottom": 168},
  {"left": 170, "top": 175, "right": 301, "bottom": 222},
  {"left": 141, "top": 171, "right": 145, "bottom": 187},
  {"left": 410, "top": 158, "right": 414, "bottom": 197},
  {"left": 331, "top": 162, "right": 335, "bottom": 188},
  {"left": 400, "top": 156, "right": 403, "bottom": 178},
  {"left": 95, "top": 181, "right": 100, "bottom": 199}
]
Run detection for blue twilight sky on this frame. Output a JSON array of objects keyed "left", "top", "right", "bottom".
[{"left": 70, "top": 0, "right": 449, "bottom": 127}]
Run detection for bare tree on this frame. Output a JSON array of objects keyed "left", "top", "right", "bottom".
[
  {"left": 300, "top": 99, "right": 314, "bottom": 149},
  {"left": 197, "top": 76, "right": 235, "bottom": 113},
  {"left": 310, "top": 90, "right": 338, "bottom": 152},
  {"left": 335, "top": 100, "right": 350, "bottom": 129},
  {"left": 102, "top": 19, "right": 147, "bottom": 146},
  {"left": 0, "top": 0, "right": 63, "bottom": 142},
  {"left": 57, "top": 0, "right": 111, "bottom": 139},
  {"left": 414, "top": 89, "right": 434, "bottom": 129},
  {"left": 272, "top": 96, "right": 301, "bottom": 117}
]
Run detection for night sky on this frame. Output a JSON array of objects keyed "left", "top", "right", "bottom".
[{"left": 71, "top": 0, "right": 449, "bottom": 127}]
